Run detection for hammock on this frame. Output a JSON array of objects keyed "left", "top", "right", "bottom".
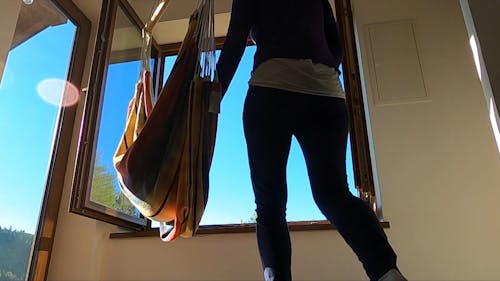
[{"left": 113, "top": 0, "right": 220, "bottom": 242}]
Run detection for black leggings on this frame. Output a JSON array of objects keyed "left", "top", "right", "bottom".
[{"left": 243, "top": 86, "right": 397, "bottom": 281}]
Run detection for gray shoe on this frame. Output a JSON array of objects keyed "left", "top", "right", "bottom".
[
  {"left": 264, "top": 267, "right": 275, "bottom": 281},
  {"left": 378, "top": 269, "right": 408, "bottom": 281}
]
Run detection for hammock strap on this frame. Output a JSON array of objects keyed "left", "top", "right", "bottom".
[
  {"left": 138, "top": 0, "right": 171, "bottom": 108},
  {"left": 195, "top": 0, "right": 216, "bottom": 80}
]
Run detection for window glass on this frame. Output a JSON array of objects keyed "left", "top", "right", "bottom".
[
  {"left": 0, "top": 4, "right": 76, "bottom": 279},
  {"left": 69, "top": 1, "right": 156, "bottom": 229},
  {"left": 88, "top": 4, "right": 146, "bottom": 219},
  {"left": 90, "top": 60, "right": 141, "bottom": 217}
]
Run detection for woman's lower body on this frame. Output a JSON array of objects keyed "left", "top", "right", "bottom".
[{"left": 243, "top": 86, "right": 399, "bottom": 281}]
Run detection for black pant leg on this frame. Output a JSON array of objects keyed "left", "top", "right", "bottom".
[
  {"left": 293, "top": 96, "right": 397, "bottom": 281},
  {"left": 243, "top": 86, "right": 293, "bottom": 281}
]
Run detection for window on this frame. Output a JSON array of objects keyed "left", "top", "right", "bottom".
[
  {"left": 72, "top": 0, "right": 378, "bottom": 234},
  {"left": 0, "top": 0, "right": 90, "bottom": 280},
  {"left": 71, "top": 0, "right": 153, "bottom": 229}
]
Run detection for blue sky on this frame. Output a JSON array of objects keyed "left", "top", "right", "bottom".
[{"left": 0, "top": 21, "right": 356, "bottom": 234}]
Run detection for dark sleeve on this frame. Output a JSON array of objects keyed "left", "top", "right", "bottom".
[
  {"left": 216, "top": 0, "right": 254, "bottom": 96},
  {"left": 322, "top": 0, "right": 344, "bottom": 69}
]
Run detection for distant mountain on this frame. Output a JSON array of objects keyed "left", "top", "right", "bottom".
[{"left": 0, "top": 226, "right": 33, "bottom": 281}]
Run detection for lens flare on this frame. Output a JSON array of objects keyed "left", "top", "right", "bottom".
[{"left": 37, "top": 78, "right": 80, "bottom": 107}]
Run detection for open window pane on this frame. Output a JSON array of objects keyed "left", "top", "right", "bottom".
[
  {"left": 90, "top": 46, "right": 155, "bottom": 218},
  {"left": 0, "top": 1, "right": 77, "bottom": 279},
  {"left": 86, "top": 4, "right": 145, "bottom": 221},
  {"left": 89, "top": 59, "right": 141, "bottom": 217},
  {"left": 70, "top": 0, "right": 154, "bottom": 229}
]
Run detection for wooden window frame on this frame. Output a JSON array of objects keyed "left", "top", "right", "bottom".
[
  {"left": 69, "top": 0, "right": 162, "bottom": 230},
  {"left": 335, "top": 0, "right": 378, "bottom": 214},
  {"left": 26, "top": 1, "right": 91, "bottom": 280}
]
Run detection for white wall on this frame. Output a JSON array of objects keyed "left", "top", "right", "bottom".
[
  {"left": 354, "top": 0, "right": 500, "bottom": 280},
  {"left": 44, "top": 0, "right": 500, "bottom": 280}
]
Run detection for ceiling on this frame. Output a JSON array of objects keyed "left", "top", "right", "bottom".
[
  {"left": 11, "top": 0, "right": 338, "bottom": 49},
  {"left": 116, "top": 0, "right": 233, "bottom": 45},
  {"left": 127, "top": 0, "right": 232, "bottom": 24},
  {"left": 10, "top": 0, "right": 68, "bottom": 50},
  {"left": 10, "top": 0, "right": 232, "bottom": 51},
  {"left": 80, "top": 0, "right": 233, "bottom": 45}
]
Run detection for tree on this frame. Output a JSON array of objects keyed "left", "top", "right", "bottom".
[
  {"left": 0, "top": 227, "right": 33, "bottom": 281},
  {"left": 244, "top": 212, "right": 258, "bottom": 223},
  {"left": 91, "top": 153, "right": 137, "bottom": 216},
  {"left": 0, "top": 270, "right": 20, "bottom": 281}
]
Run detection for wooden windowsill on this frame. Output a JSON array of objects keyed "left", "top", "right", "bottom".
[{"left": 109, "top": 220, "right": 390, "bottom": 239}]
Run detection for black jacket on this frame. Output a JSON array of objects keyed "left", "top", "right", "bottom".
[{"left": 217, "top": 0, "right": 344, "bottom": 94}]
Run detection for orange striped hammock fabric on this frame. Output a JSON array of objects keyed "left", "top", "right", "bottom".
[{"left": 113, "top": 0, "right": 220, "bottom": 242}]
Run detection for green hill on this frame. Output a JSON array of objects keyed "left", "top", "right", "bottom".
[{"left": 0, "top": 226, "right": 33, "bottom": 281}]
